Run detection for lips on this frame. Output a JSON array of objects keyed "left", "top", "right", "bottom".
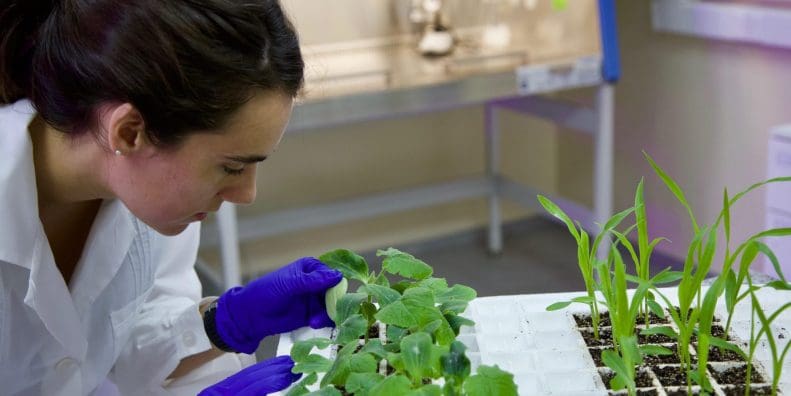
[{"left": 194, "top": 212, "right": 208, "bottom": 221}]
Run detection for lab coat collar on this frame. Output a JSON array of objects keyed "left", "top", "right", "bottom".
[
  {"left": 0, "top": 99, "right": 41, "bottom": 268},
  {"left": 69, "top": 199, "right": 136, "bottom": 307},
  {"left": 0, "top": 99, "right": 136, "bottom": 359}
]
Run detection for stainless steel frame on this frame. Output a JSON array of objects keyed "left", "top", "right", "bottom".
[
  {"left": 198, "top": 1, "right": 614, "bottom": 288},
  {"left": 200, "top": 73, "right": 613, "bottom": 288}
]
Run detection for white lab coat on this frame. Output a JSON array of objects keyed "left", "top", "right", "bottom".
[{"left": 0, "top": 100, "right": 254, "bottom": 395}]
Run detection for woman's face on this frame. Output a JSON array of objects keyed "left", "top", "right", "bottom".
[{"left": 112, "top": 91, "right": 293, "bottom": 236}]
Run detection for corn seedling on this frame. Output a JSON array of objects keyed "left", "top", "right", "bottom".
[
  {"left": 597, "top": 241, "right": 676, "bottom": 396},
  {"left": 540, "top": 195, "right": 634, "bottom": 340},
  {"left": 744, "top": 274, "right": 791, "bottom": 396}
]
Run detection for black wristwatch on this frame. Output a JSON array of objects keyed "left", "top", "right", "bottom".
[{"left": 203, "top": 300, "right": 236, "bottom": 353}]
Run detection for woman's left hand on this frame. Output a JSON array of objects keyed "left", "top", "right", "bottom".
[
  {"left": 213, "top": 257, "right": 343, "bottom": 354},
  {"left": 198, "top": 355, "right": 300, "bottom": 395}
]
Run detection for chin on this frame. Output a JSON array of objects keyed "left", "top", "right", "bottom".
[{"left": 149, "top": 222, "right": 190, "bottom": 236}]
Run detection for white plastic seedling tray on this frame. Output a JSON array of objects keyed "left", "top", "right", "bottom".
[{"left": 275, "top": 287, "right": 791, "bottom": 395}]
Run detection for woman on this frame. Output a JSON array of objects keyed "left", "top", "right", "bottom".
[{"left": 0, "top": 0, "right": 343, "bottom": 395}]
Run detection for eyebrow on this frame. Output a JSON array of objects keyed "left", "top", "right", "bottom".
[{"left": 225, "top": 154, "right": 268, "bottom": 164}]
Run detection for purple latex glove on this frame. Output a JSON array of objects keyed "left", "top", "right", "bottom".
[
  {"left": 215, "top": 257, "right": 343, "bottom": 354},
  {"left": 198, "top": 355, "right": 300, "bottom": 395}
]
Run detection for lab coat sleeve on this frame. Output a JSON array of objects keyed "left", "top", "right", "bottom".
[{"left": 109, "top": 222, "right": 254, "bottom": 396}]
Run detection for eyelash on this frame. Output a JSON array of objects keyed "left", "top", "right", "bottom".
[{"left": 223, "top": 165, "right": 245, "bottom": 175}]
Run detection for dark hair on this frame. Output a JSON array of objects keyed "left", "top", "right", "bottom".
[{"left": 0, "top": 0, "right": 303, "bottom": 146}]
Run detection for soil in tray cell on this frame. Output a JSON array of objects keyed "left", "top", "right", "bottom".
[
  {"left": 669, "top": 307, "right": 721, "bottom": 322},
  {"left": 664, "top": 388, "right": 701, "bottom": 396},
  {"left": 581, "top": 328, "right": 613, "bottom": 347},
  {"left": 359, "top": 324, "right": 379, "bottom": 340},
  {"left": 707, "top": 363, "right": 765, "bottom": 385},
  {"left": 690, "top": 325, "right": 733, "bottom": 343},
  {"left": 651, "top": 365, "right": 691, "bottom": 387},
  {"left": 588, "top": 347, "right": 611, "bottom": 367},
  {"left": 637, "top": 312, "right": 672, "bottom": 325},
  {"left": 588, "top": 347, "right": 684, "bottom": 367},
  {"left": 609, "top": 390, "right": 661, "bottom": 396},
  {"left": 635, "top": 390, "right": 660, "bottom": 396},
  {"left": 638, "top": 331, "right": 676, "bottom": 345},
  {"left": 641, "top": 345, "right": 686, "bottom": 365},
  {"left": 581, "top": 327, "right": 675, "bottom": 346},
  {"left": 575, "top": 312, "right": 670, "bottom": 328},
  {"left": 600, "top": 369, "right": 655, "bottom": 389},
  {"left": 588, "top": 344, "right": 683, "bottom": 367},
  {"left": 693, "top": 345, "right": 746, "bottom": 363},
  {"left": 574, "top": 313, "right": 611, "bottom": 328},
  {"left": 720, "top": 384, "right": 773, "bottom": 396}
]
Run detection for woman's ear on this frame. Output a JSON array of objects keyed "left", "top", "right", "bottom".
[{"left": 103, "top": 103, "right": 148, "bottom": 155}]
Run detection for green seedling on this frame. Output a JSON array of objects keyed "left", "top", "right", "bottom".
[
  {"left": 645, "top": 153, "right": 791, "bottom": 391},
  {"left": 540, "top": 152, "right": 791, "bottom": 393},
  {"left": 644, "top": 152, "right": 725, "bottom": 390},
  {"left": 540, "top": 195, "right": 634, "bottom": 339},
  {"left": 745, "top": 276, "right": 791, "bottom": 396},
  {"left": 288, "top": 248, "right": 514, "bottom": 395},
  {"left": 632, "top": 178, "right": 670, "bottom": 326},
  {"left": 598, "top": 242, "right": 674, "bottom": 396}
]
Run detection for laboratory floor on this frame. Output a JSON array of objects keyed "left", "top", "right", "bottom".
[{"left": 253, "top": 215, "right": 684, "bottom": 360}]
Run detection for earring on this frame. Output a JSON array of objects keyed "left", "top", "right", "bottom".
[{"left": 114, "top": 149, "right": 122, "bottom": 156}]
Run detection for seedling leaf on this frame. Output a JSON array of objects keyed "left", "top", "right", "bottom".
[
  {"left": 369, "top": 374, "right": 412, "bottom": 396},
  {"left": 765, "top": 280, "right": 791, "bottom": 291},
  {"left": 601, "top": 350, "right": 631, "bottom": 391},
  {"left": 286, "top": 372, "right": 317, "bottom": 396},
  {"left": 378, "top": 248, "right": 433, "bottom": 280},
  {"left": 463, "top": 365, "right": 518, "bottom": 396},
  {"left": 349, "top": 353, "right": 378, "bottom": 373},
  {"left": 346, "top": 373, "right": 385, "bottom": 395},
  {"left": 757, "top": 241, "right": 785, "bottom": 282},
  {"left": 437, "top": 285, "right": 477, "bottom": 306},
  {"left": 319, "top": 249, "right": 370, "bottom": 283},
  {"left": 376, "top": 300, "right": 417, "bottom": 328},
  {"left": 646, "top": 299, "right": 665, "bottom": 319},
  {"left": 546, "top": 301, "right": 572, "bottom": 311},
  {"left": 336, "top": 314, "right": 367, "bottom": 344},
  {"left": 708, "top": 337, "right": 747, "bottom": 360},
  {"left": 442, "top": 341, "right": 471, "bottom": 385},
  {"left": 537, "top": 195, "right": 580, "bottom": 241},
  {"left": 651, "top": 269, "right": 684, "bottom": 285},
  {"left": 445, "top": 313, "right": 475, "bottom": 335},
  {"left": 640, "top": 326, "right": 677, "bottom": 339},
  {"left": 418, "top": 277, "right": 449, "bottom": 294},
  {"left": 644, "top": 151, "right": 698, "bottom": 231},
  {"left": 336, "top": 293, "right": 367, "bottom": 324},
  {"left": 359, "top": 339, "right": 388, "bottom": 359},
  {"left": 640, "top": 345, "right": 673, "bottom": 356},
  {"left": 293, "top": 354, "right": 333, "bottom": 374},
  {"left": 359, "top": 284, "right": 402, "bottom": 307},
  {"left": 407, "top": 384, "right": 442, "bottom": 396},
  {"left": 291, "top": 338, "right": 333, "bottom": 362},
  {"left": 401, "top": 332, "right": 434, "bottom": 385}
]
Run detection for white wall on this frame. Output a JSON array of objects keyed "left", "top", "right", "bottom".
[
  {"left": 200, "top": 105, "right": 560, "bottom": 274},
  {"left": 559, "top": 0, "right": 791, "bottom": 269}
]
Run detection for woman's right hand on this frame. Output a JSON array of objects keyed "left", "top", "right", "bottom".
[{"left": 198, "top": 356, "right": 301, "bottom": 395}]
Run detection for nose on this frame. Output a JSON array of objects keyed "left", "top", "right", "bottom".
[{"left": 220, "top": 170, "right": 257, "bottom": 205}]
